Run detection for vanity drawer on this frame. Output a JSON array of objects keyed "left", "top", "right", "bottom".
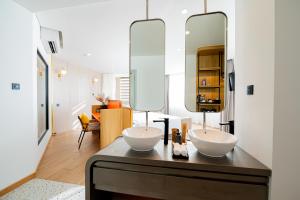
[
  {"left": 93, "top": 167, "right": 268, "bottom": 200},
  {"left": 94, "top": 161, "right": 269, "bottom": 184}
]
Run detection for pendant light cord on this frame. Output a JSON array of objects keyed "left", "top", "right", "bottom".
[
  {"left": 204, "top": 0, "right": 207, "bottom": 13},
  {"left": 146, "top": 0, "right": 149, "bottom": 20}
]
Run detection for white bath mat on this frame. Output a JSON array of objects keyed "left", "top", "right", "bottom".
[{"left": 0, "top": 179, "right": 85, "bottom": 200}]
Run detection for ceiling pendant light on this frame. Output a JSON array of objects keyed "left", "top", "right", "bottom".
[{"left": 181, "top": 9, "right": 188, "bottom": 14}]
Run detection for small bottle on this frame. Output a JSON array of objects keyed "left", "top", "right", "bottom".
[
  {"left": 181, "top": 123, "right": 187, "bottom": 143},
  {"left": 171, "top": 128, "right": 178, "bottom": 142},
  {"left": 175, "top": 131, "right": 182, "bottom": 144}
]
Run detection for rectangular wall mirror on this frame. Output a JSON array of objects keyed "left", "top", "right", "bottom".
[
  {"left": 37, "top": 50, "right": 49, "bottom": 144},
  {"left": 130, "top": 19, "right": 165, "bottom": 111},
  {"left": 185, "top": 12, "right": 227, "bottom": 113}
]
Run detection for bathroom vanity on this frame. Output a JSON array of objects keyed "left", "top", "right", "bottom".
[
  {"left": 84, "top": 10, "right": 270, "bottom": 200},
  {"left": 85, "top": 137, "right": 271, "bottom": 200}
]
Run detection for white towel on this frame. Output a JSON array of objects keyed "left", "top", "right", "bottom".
[
  {"left": 180, "top": 144, "right": 188, "bottom": 157},
  {"left": 174, "top": 143, "right": 188, "bottom": 157},
  {"left": 173, "top": 143, "right": 181, "bottom": 156}
]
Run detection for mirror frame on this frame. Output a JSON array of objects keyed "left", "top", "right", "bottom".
[
  {"left": 184, "top": 11, "right": 228, "bottom": 113},
  {"left": 129, "top": 19, "right": 166, "bottom": 112},
  {"left": 37, "top": 49, "right": 49, "bottom": 145}
]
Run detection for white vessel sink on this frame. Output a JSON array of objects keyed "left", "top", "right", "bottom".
[
  {"left": 189, "top": 129, "right": 238, "bottom": 157},
  {"left": 122, "top": 127, "right": 163, "bottom": 151}
]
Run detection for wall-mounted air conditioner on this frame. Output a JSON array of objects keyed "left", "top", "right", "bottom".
[{"left": 41, "top": 27, "right": 63, "bottom": 54}]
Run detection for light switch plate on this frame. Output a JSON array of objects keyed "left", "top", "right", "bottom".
[
  {"left": 247, "top": 85, "right": 254, "bottom": 95},
  {"left": 12, "top": 83, "right": 20, "bottom": 90}
]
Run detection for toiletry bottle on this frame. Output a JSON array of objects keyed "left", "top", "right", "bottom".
[
  {"left": 171, "top": 128, "right": 178, "bottom": 143},
  {"left": 175, "top": 131, "right": 182, "bottom": 145},
  {"left": 181, "top": 123, "right": 187, "bottom": 143}
]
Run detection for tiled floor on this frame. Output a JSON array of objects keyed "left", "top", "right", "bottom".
[{"left": 0, "top": 179, "right": 84, "bottom": 200}]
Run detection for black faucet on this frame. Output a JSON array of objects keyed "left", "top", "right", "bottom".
[
  {"left": 219, "top": 120, "right": 234, "bottom": 135},
  {"left": 153, "top": 118, "right": 169, "bottom": 145}
]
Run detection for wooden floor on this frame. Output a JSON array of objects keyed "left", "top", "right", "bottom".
[
  {"left": 36, "top": 130, "right": 100, "bottom": 185},
  {"left": 35, "top": 124, "right": 212, "bottom": 186}
]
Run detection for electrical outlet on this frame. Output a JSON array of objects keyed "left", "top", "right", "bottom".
[
  {"left": 247, "top": 85, "right": 254, "bottom": 95},
  {"left": 12, "top": 83, "right": 20, "bottom": 90}
]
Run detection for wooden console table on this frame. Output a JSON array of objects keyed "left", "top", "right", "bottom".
[
  {"left": 92, "top": 112, "right": 100, "bottom": 122},
  {"left": 86, "top": 138, "right": 271, "bottom": 200}
]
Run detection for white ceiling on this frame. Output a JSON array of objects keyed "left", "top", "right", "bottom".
[
  {"left": 34, "top": 0, "right": 204, "bottom": 73},
  {"left": 37, "top": 0, "right": 146, "bottom": 73},
  {"left": 13, "top": 0, "right": 235, "bottom": 74},
  {"left": 13, "top": 0, "right": 110, "bottom": 12}
]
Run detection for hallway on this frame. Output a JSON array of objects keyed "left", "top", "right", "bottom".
[{"left": 36, "top": 131, "right": 99, "bottom": 185}]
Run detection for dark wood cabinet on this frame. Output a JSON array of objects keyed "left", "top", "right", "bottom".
[{"left": 86, "top": 138, "right": 271, "bottom": 200}]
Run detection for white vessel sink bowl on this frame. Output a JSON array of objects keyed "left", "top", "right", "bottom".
[
  {"left": 189, "top": 129, "right": 238, "bottom": 157},
  {"left": 122, "top": 127, "right": 163, "bottom": 151}
]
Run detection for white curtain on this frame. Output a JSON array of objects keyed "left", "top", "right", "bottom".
[{"left": 101, "top": 74, "right": 116, "bottom": 99}]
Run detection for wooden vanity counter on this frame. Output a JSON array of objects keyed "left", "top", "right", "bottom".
[{"left": 86, "top": 137, "right": 271, "bottom": 200}]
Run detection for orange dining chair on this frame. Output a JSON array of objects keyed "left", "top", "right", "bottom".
[{"left": 77, "top": 113, "right": 100, "bottom": 150}]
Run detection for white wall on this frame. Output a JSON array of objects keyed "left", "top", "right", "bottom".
[
  {"left": 0, "top": 0, "right": 51, "bottom": 190},
  {"left": 235, "top": 0, "right": 274, "bottom": 168},
  {"left": 236, "top": 0, "right": 300, "bottom": 198},
  {"left": 52, "top": 57, "right": 102, "bottom": 133},
  {"left": 271, "top": 0, "right": 300, "bottom": 199}
]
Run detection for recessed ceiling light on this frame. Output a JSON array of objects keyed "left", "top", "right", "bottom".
[
  {"left": 185, "top": 30, "right": 190, "bottom": 35},
  {"left": 181, "top": 9, "right": 188, "bottom": 14},
  {"left": 84, "top": 53, "right": 92, "bottom": 57}
]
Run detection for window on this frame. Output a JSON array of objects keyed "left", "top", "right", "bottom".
[{"left": 116, "top": 76, "right": 129, "bottom": 106}]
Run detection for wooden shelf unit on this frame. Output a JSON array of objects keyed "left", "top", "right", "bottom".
[
  {"left": 198, "top": 103, "right": 221, "bottom": 106},
  {"left": 199, "top": 85, "right": 220, "bottom": 88},
  {"left": 197, "top": 45, "right": 225, "bottom": 112},
  {"left": 199, "top": 67, "right": 221, "bottom": 71}
]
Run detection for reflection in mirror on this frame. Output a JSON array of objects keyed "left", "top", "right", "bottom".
[
  {"left": 130, "top": 19, "right": 165, "bottom": 111},
  {"left": 185, "top": 12, "right": 227, "bottom": 113}
]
